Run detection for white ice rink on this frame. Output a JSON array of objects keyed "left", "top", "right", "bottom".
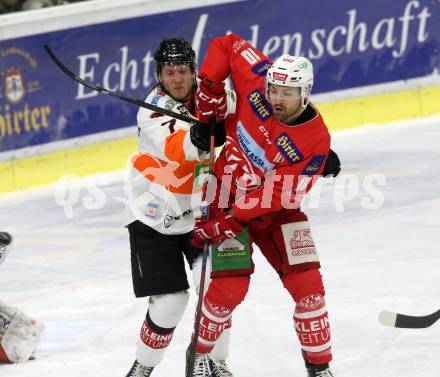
[{"left": 1, "top": 116, "right": 439, "bottom": 377}]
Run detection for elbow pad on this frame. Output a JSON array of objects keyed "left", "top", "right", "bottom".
[{"left": 322, "top": 149, "right": 341, "bottom": 177}]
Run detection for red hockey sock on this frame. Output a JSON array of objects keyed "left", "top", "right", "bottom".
[
  {"left": 283, "top": 269, "right": 333, "bottom": 365},
  {"left": 294, "top": 298, "right": 332, "bottom": 365},
  {"left": 194, "top": 276, "right": 249, "bottom": 353},
  {"left": 195, "top": 295, "right": 232, "bottom": 353}
]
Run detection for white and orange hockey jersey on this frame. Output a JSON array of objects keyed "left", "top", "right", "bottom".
[{"left": 126, "top": 84, "right": 236, "bottom": 235}]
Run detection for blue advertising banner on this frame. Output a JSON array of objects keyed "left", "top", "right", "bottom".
[{"left": 0, "top": 0, "right": 439, "bottom": 153}]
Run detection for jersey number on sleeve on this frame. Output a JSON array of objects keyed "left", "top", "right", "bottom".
[{"left": 241, "top": 48, "right": 260, "bottom": 65}]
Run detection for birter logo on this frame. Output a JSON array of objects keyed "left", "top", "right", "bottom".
[
  {"left": 275, "top": 133, "right": 304, "bottom": 163},
  {"left": 248, "top": 89, "right": 272, "bottom": 121},
  {"left": 3, "top": 68, "right": 25, "bottom": 103},
  {"left": 0, "top": 47, "right": 49, "bottom": 146}
]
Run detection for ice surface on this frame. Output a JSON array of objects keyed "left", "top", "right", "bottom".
[{"left": 0, "top": 116, "right": 439, "bottom": 376}]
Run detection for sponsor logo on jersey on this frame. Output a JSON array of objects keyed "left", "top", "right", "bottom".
[
  {"left": 145, "top": 201, "right": 159, "bottom": 218},
  {"left": 165, "top": 99, "right": 179, "bottom": 111},
  {"left": 151, "top": 94, "right": 161, "bottom": 107},
  {"left": 273, "top": 72, "right": 288, "bottom": 82},
  {"left": 248, "top": 89, "right": 271, "bottom": 121},
  {"left": 275, "top": 133, "right": 304, "bottom": 163},
  {"left": 302, "top": 155, "right": 326, "bottom": 175},
  {"left": 251, "top": 60, "right": 271, "bottom": 77},
  {"left": 237, "top": 121, "right": 274, "bottom": 172}
]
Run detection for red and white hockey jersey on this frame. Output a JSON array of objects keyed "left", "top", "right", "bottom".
[{"left": 198, "top": 34, "right": 331, "bottom": 223}]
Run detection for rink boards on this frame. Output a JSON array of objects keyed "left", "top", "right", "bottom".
[{"left": 0, "top": 0, "right": 439, "bottom": 193}]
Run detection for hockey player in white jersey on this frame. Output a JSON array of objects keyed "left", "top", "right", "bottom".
[
  {"left": 0, "top": 232, "right": 45, "bottom": 364},
  {"left": 124, "top": 38, "right": 235, "bottom": 377}
]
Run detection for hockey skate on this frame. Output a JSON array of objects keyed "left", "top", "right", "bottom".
[
  {"left": 125, "top": 360, "right": 154, "bottom": 377},
  {"left": 305, "top": 359, "right": 335, "bottom": 377},
  {"left": 212, "top": 359, "right": 234, "bottom": 377},
  {"left": 186, "top": 346, "right": 220, "bottom": 377}
]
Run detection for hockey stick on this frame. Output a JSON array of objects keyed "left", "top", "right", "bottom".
[
  {"left": 186, "top": 118, "right": 216, "bottom": 377},
  {"left": 43, "top": 45, "right": 204, "bottom": 127},
  {"left": 379, "top": 309, "right": 440, "bottom": 329}
]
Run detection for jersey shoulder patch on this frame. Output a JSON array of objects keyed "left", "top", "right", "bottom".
[
  {"left": 251, "top": 60, "right": 272, "bottom": 77},
  {"left": 301, "top": 155, "right": 326, "bottom": 175}
]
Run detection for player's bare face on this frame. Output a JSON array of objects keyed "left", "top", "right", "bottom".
[
  {"left": 160, "top": 64, "right": 194, "bottom": 101},
  {"left": 267, "top": 85, "right": 302, "bottom": 123}
]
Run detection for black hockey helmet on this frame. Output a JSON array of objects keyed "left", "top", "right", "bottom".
[{"left": 154, "top": 37, "right": 196, "bottom": 79}]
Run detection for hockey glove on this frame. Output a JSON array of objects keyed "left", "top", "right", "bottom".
[
  {"left": 195, "top": 78, "right": 227, "bottom": 124},
  {"left": 192, "top": 212, "right": 245, "bottom": 248},
  {"left": 322, "top": 149, "right": 341, "bottom": 177},
  {"left": 190, "top": 121, "right": 226, "bottom": 151}
]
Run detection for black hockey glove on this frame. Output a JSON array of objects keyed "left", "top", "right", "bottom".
[
  {"left": 322, "top": 149, "right": 341, "bottom": 177},
  {"left": 190, "top": 122, "right": 226, "bottom": 152}
]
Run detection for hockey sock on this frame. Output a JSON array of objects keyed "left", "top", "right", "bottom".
[
  {"left": 194, "top": 276, "right": 249, "bottom": 354},
  {"left": 195, "top": 295, "right": 232, "bottom": 354},
  {"left": 294, "top": 296, "right": 332, "bottom": 365},
  {"left": 210, "top": 319, "right": 232, "bottom": 361},
  {"left": 136, "top": 291, "right": 189, "bottom": 366},
  {"left": 282, "top": 269, "right": 332, "bottom": 365}
]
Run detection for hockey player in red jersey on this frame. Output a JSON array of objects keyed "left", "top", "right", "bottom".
[{"left": 187, "top": 34, "right": 337, "bottom": 377}]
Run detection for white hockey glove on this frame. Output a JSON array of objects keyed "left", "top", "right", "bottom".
[{"left": 0, "top": 300, "right": 45, "bottom": 363}]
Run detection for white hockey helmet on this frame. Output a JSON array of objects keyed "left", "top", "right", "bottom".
[{"left": 266, "top": 55, "right": 314, "bottom": 110}]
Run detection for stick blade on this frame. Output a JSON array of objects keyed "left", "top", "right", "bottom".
[{"left": 378, "top": 310, "right": 398, "bottom": 327}]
